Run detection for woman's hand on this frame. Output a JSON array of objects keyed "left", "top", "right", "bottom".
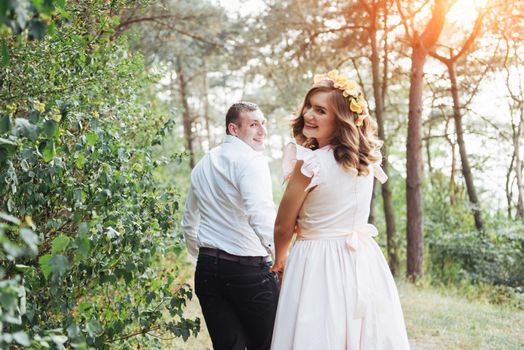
[
  {"left": 272, "top": 161, "right": 310, "bottom": 288},
  {"left": 270, "top": 259, "right": 286, "bottom": 288}
]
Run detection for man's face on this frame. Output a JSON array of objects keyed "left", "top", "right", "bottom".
[{"left": 229, "top": 109, "right": 267, "bottom": 151}]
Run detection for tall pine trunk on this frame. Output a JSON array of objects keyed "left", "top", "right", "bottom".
[
  {"left": 175, "top": 60, "right": 195, "bottom": 168},
  {"left": 515, "top": 104, "right": 524, "bottom": 218},
  {"left": 448, "top": 62, "right": 484, "bottom": 231},
  {"left": 406, "top": 47, "right": 426, "bottom": 280},
  {"left": 403, "top": 0, "right": 450, "bottom": 281},
  {"left": 368, "top": 0, "right": 399, "bottom": 276}
]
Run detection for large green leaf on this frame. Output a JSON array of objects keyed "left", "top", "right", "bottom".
[
  {"left": 49, "top": 254, "right": 69, "bottom": 277},
  {"left": 0, "top": 212, "right": 21, "bottom": 225},
  {"left": 12, "top": 331, "right": 30, "bottom": 346},
  {"left": 20, "top": 228, "right": 39, "bottom": 253},
  {"left": 43, "top": 119, "right": 59, "bottom": 138},
  {"left": 74, "top": 235, "right": 90, "bottom": 263},
  {"left": 0, "top": 137, "right": 17, "bottom": 162},
  {"left": 86, "top": 132, "right": 99, "bottom": 146},
  {"left": 28, "top": 19, "right": 46, "bottom": 40},
  {"left": 0, "top": 137, "right": 17, "bottom": 147},
  {"left": 42, "top": 141, "right": 56, "bottom": 162},
  {"left": 51, "top": 235, "right": 71, "bottom": 254},
  {"left": 0, "top": 114, "right": 12, "bottom": 132},
  {"left": 31, "top": 0, "right": 44, "bottom": 11},
  {"left": 13, "top": 118, "right": 38, "bottom": 141},
  {"left": 38, "top": 254, "right": 53, "bottom": 279},
  {"left": 86, "top": 318, "right": 103, "bottom": 338},
  {"left": 75, "top": 153, "right": 86, "bottom": 169}
]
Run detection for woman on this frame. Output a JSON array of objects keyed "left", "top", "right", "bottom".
[{"left": 270, "top": 70, "right": 410, "bottom": 349}]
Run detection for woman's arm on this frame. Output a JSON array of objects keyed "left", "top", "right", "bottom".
[{"left": 270, "top": 160, "right": 312, "bottom": 282}]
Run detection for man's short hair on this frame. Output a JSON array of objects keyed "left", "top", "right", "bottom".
[{"left": 225, "top": 102, "right": 259, "bottom": 135}]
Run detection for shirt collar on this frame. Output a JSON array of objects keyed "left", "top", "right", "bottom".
[{"left": 223, "top": 135, "right": 262, "bottom": 154}]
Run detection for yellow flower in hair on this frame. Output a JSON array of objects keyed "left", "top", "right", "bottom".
[
  {"left": 314, "top": 74, "right": 327, "bottom": 84},
  {"left": 327, "top": 70, "right": 339, "bottom": 79},
  {"left": 343, "top": 89, "right": 359, "bottom": 99},
  {"left": 343, "top": 80, "right": 359, "bottom": 94},
  {"left": 350, "top": 98, "right": 367, "bottom": 114},
  {"left": 333, "top": 76, "right": 346, "bottom": 87},
  {"left": 312, "top": 69, "right": 370, "bottom": 127}
]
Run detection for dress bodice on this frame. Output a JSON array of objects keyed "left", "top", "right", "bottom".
[{"left": 282, "top": 142, "right": 387, "bottom": 239}]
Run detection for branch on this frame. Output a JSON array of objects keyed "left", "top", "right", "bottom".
[
  {"left": 151, "top": 19, "right": 227, "bottom": 49},
  {"left": 394, "top": 0, "right": 414, "bottom": 42},
  {"left": 462, "top": 39, "right": 501, "bottom": 108},
  {"left": 351, "top": 57, "right": 369, "bottom": 103},
  {"left": 381, "top": 0, "right": 391, "bottom": 105},
  {"left": 420, "top": 0, "right": 451, "bottom": 49},
  {"left": 116, "top": 14, "right": 196, "bottom": 31},
  {"left": 455, "top": 10, "right": 485, "bottom": 61}
]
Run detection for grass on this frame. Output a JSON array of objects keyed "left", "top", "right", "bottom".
[
  {"left": 401, "top": 281, "right": 524, "bottom": 349},
  {"left": 165, "top": 264, "right": 523, "bottom": 349}
]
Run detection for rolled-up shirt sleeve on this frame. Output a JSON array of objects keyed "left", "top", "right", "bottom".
[
  {"left": 181, "top": 185, "right": 200, "bottom": 258},
  {"left": 237, "top": 156, "right": 276, "bottom": 257}
]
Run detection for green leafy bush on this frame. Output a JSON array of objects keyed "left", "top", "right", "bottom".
[
  {"left": 1, "top": 1, "right": 199, "bottom": 348},
  {"left": 0, "top": 213, "right": 68, "bottom": 349},
  {"left": 422, "top": 171, "right": 523, "bottom": 306},
  {"left": 427, "top": 229, "right": 524, "bottom": 288}
]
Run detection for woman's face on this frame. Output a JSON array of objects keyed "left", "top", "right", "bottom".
[{"left": 302, "top": 91, "right": 337, "bottom": 147}]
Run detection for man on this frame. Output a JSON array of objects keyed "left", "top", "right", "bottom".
[{"left": 182, "top": 102, "right": 278, "bottom": 350}]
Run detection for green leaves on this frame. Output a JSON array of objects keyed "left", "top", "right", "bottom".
[
  {"left": 20, "top": 228, "right": 39, "bottom": 254},
  {"left": 13, "top": 118, "right": 38, "bottom": 141},
  {"left": 43, "top": 119, "right": 59, "bottom": 138},
  {"left": 42, "top": 140, "right": 56, "bottom": 162},
  {"left": 39, "top": 253, "right": 69, "bottom": 279},
  {"left": 51, "top": 234, "right": 71, "bottom": 254},
  {"left": 86, "top": 131, "right": 99, "bottom": 146},
  {"left": 0, "top": 40, "right": 9, "bottom": 66},
  {"left": 38, "top": 234, "right": 72, "bottom": 280},
  {"left": 12, "top": 331, "right": 30, "bottom": 346},
  {"left": 75, "top": 153, "right": 86, "bottom": 169},
  {"left": 49, "top": 254, "right": 69, "bottom": 277},
  {"left": 38, "top": 254, "right": 52, "bottom": 279},
  {"left": 0, "top": 212, "right": 21, "bottom": 225},
  {"left": 86, "top": 318, "right": 103, "bottom": 338},
  {"left": 0, "top": 1, "right": 199, "bottom": 348},
  {"left": 0, "top": 114, "right": 12, "bottom": 133}
]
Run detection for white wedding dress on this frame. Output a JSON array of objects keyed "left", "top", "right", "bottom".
[{"left": 271, "top": 143, "right": 410, "bottom": 350}]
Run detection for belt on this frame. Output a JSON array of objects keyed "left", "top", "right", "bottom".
[{"left": 198, "top": 247, "right": 271, "bottom": 267}]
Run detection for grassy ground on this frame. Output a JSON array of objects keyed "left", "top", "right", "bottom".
[
  {"left": 166, "top": 270, "right": 523, "bottom": 349},
  {"left": 400, "top": 281, "right": 523, "bottom": 349}
]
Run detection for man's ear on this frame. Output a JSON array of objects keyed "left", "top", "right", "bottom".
[{"left": 228, "top": 122, "right": 239, "bottom": 136}]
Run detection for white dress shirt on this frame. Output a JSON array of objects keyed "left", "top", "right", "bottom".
[{"left": 182, "top": 135, "right": 276, "bottom": 259}]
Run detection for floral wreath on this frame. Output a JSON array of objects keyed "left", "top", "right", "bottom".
[{"left": 313, "top": 70, "right": 369, "bottom": 126}]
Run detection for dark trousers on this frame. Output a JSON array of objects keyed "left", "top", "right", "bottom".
[{"left": 195, "top": 254, "right": 279, "bottom": 350}]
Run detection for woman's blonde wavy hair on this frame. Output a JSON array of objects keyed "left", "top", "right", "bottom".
[{"left": 291, "top": 79, "right": 383, "bottom": 176}]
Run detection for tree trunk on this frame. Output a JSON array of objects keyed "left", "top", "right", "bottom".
[
  {"left": 369, "top": 2, "right": 399, "bottom": 276},
  {"left": 425, "top": 126, "right": 433, "bottom": 176},
  {"left": 202, "top": 60, "right": 213, "bottom": 150},
  {"left": 175, "top": 60, "right": 195, "bottom": 168},
  {"left": 515, "top": 103, "right": 524, "bottom": 218},
  {"left": 444, "top": 123, "right": 457, "bottom": 206},
  {"left": 406, "top": 47, "right": 426, "bottom": 281},
  {"left": 506, "top": 153, "right": 515, "bottom": 219},
  {"left": 403, "top": 0, "right": 450, "bottom": 281},
  {"left": 448, "top": 62, "right": 484, "bottom": 231}
]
